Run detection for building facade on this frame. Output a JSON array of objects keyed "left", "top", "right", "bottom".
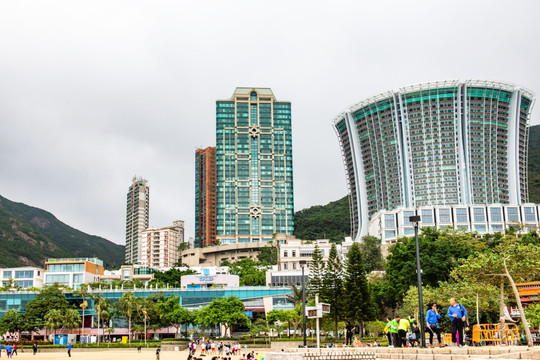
[
  {"left": 195, "top": 146, "right": 217, "bottom": 248},
  {"left": 140, "top": 220, "right": 184, "bottom": 268},
  {"left": 125, "top": 176, "right": 150, "bottom": 264},
  {"left": 216, "top": 88, "right": 294, "bottom": 245},
  {"left": 277, "top": 239, "right": 336, "bottom": 271},
  {"left": 370, "top": 203, "right": 540, "bottom": 246},
  {"left": 1, "top": 267, "right": 44, "bottom": 289},
  {"left": 44, "top": 258, "right": 104, "bottom": 289},
  {"left": 333, "top": 80, "right": 535, "bottom": 240}
]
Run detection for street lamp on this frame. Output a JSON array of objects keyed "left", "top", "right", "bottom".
[
  {"left": 299, "top": 260, "right": 307, "bottom": 347},
  {"left": 409, "top": 215, "right": 426, "bottom": 348}
]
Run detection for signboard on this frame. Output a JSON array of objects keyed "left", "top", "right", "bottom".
[
  {"left": 306, "top": 306, "right": 322, "bottom": 319},
  {"left": 321, "top": 303, "right": 331, "bottom": 314},
  {"left": 199, "top": 276, "right": 214, "bottom": 282}
]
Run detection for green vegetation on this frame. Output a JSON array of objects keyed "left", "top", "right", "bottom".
[
  {"left": 0, "top": 194, "right": 124, "bottom": 268},
  {"left": 223, "top": 258, "right": 270, "bottom": 286},
  {"left": 294, "top": 195, "right": 351, "bottom": 242}
]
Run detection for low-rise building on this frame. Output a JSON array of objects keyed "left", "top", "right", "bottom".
[
  {"left": 98, "top": 265, "right": 154, "bottom": 285},
  {"left": 180, "top": 272, "right": 239, "bottom": 289},
  {"left": 369, "top": 204, "right": 540, "bottom": 248},
  {"left": 140, "top": 220, "right": 184, "bottom": 268},
  {"left": 1, "top": 267, "right": 45, "bottom": 289},
  {"left": 278, "top": 239, "right": 339, "bottom": 271},
  {"left": 44, "top": 258, "right": 104, "bottom": 289}
]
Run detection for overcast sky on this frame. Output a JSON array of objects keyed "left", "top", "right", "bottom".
[{"left": 1, "top": 0, "right": 539, "bottom": 245}]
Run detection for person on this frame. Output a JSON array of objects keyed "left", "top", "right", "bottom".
[
  {"left": 388, "top": 316, "right": 399, "bottom": 347},
  {"left": 67, "top": 342, "right": 72, "bottom": 357},
  {"left": 426, "top": 303, "right": 444, "bottom": 348},
  {"left": 447, "top": 298, "right": 467, "bottom": 347},
  {"left": 12, "top": 344, "right": 16, "bottom": 357},
  {"left": 345, "top": 321, "right": 355, "bottom": 346},
  {"left": 384, "top": 318, "right": 393, "bottom": 347},
  {"left": 155, "top": 345, "right": 161, "bottom": 360},
  {"left": 397, "top": 316, "right": 411, "bottom": 347},
  {"left": 32, "top": 342, "right": 38, "bottom": 355},
  {"left": 137, "top": 344, "right": 142, "bottom": 353},
  {"left": 408, "top": 321, "right": 420, "bottom": 347}
]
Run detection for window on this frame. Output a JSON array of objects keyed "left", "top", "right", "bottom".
[
  {"left": 15, "top": 270, "right": 33, "bottom": 279},
  {"left": 421, "top": 209, "right": 433, "bottom": 224},
  {"left": 524, "top": 207, "right": 536, "bottom": 222},
  {"left": 283, "top": 263, "right": 288, "bottom": 270},
  {"left": 404, "top": 227, "right": 415, "bottom": 236},
  {"left": 439, "top": 209, "right": 451, "bottom": 223},
  {"left": 292, "top": 250, "right": 296, "bottom": 257},
  {"left": 474, "top": 224, "right": 486, "bottom": 232},
  {"left": 3, "top": 271, "right": 12, "bottom": 279},
  {"left": 283, "top": 250, "right": 288, "bottom": 257},
  {"left": 384, "top": 214, "right": 395, "bottom": 228},
  {"left": 456, "top": 208, "right": 468, "bottom": 223},
  {"left": 385, "top": 230, "right": 396, "bottom": 239},
  {"left": 473, "top": 208, "right": 485, "bottom": 222},
  {"left": 490, "top": 207, "right": 502, "bottom": 222},
  {"left": 491, "top": 224, "right": 503, "bottom": 232},
  {"left": 292, "top": 262, "right": 297, "bottom": 270},
  {"left": 403, "top": 211, "right": 415, "bottom": 225},
  {"left": 507, "top": 207, "right": 519, "bottom": 222}
]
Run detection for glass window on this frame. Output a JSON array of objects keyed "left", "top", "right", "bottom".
[
  {"left": 384, "top": 214, "right": 395, "bottom": 228},
  {"left": 491, "top": 224, "right": 504, "bottom": 232},
  {"left": 14, "top": 280, "right": 33, "bottom": 288},
  {"left": 385, "top": 230, "right": 396, "bottom": 239},
  {"left": 490, "top": 207, "right": 502, "bottom": 222},
  {"left": 283, "top": 250, "right": 288, "bottom": 257},
  {"left": 524, "top": 207, "right": 536, "bottom": 222},
  {"left": 292, "top": 250, "right": 296, "bottom": 257},
  {"left": 292, "top": 262, "right": 297, "bottom": 270},
  {"left": 421, "top": 209, "right": 433, "bottom": 224},
  {"left": 438, "top": 209, "right": 451, "bottom": 223},
  {"left": 15, "top": 270, "right": 33, "bottom": 279},
  {"left": 283, "top": 263, "right": 288, "bottom": 270},
  {"left": 404, "top": 227, "right": 415, "bottom": 236},
  {"left": 3, "top": 271, "right": 12, "bottom": 279},
  {"left": 507, "top": 207, "right": 519, "bottom": 222},
  {"left": 473, "top": 208, "right": 485, "bottom": 222},
  {"left": 250, "top": 91, "right": 257, "bottom": 101},
  {"left": 403, "top": 211, "right": 415, "bottom": 225},
  {"left": 474, "top": 224, "right": 486, "bottom": 232},
  {"left": 456, "top": 208, "right": 468, "bottom": 223}
]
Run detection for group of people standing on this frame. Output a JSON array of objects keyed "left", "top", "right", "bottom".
[
  {"left": 188, "top": 338, "right": 244, "bottom": 357},
  {"left": 0, "top": 343, "right": 18, "bottom": 358},
  {"left": 385, "top": 298, "right": 468, "bottom": 348}
]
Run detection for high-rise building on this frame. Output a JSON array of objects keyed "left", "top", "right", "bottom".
[
  {"left": 195, "top": 147, "right": 217, "bottom": 248},
  {"left": 216, "top": 87, "right": 294, "bottom": 244},
  {"left": 125, "top": 176, "right": 150, "bottom": 264},
  {"left": 141, "top": 220, "right": 184, "bottom": 268},
  {"left": 333, "top": 80, "right": 535, "bottom": 241}
]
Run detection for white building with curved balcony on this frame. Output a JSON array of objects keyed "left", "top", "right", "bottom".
[{"left": 333, "top": 80, "right": 535, "bottom": 243}]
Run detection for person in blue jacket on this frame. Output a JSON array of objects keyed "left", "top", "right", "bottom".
[
  {"left": 426, "top": 303, "right": 444, "bottom": 347},
  {"left": 447, "top": 298, "right": 467, "bottom": 346}
]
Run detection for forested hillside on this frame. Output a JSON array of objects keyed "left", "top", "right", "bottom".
[
  {"left": 0, "top": 195, "right": 125, "bottom": 268},
  {"left": 294, "top": 195, "right": 351, "bottom": 242}
]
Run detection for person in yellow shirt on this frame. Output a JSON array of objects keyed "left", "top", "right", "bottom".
[{"left": 397, "top": 316, "right": 411, "bottom": 347}]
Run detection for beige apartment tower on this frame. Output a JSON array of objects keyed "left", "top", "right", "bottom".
[{"left": 125, "top": 176, "right": 150, "bottom": 264}]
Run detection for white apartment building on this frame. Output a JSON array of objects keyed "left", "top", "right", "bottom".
[
  {"left": 1, "top": 267, "right": 45, "bottom": 289},
  {"left": 278, "top": 239, "right": 340, "bottom": 271},
  {"left": 44, "top": 258, "right": 104, "bottom": 289},
  {"left": 140, "top": 220, "right": 184, "bottom": 269}
]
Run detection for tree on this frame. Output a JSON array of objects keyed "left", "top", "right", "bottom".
[
  {"left": 149, "top": 268, "right": 197, "bottom": 288},
  {"left": 227, "top": 258, "right": 268, "bottom": 286},
  {"left": 360, "top": 235, "right": 384, "bottom": 273},
  {"left": 26, "top": 286, "right": 70, "bottom": 330},
  {"left": 526, "top": 302, "right": 540, "bottom": 331},
  {"left": 287, "top": 282, "right": 310, "bottom": 306},
  {"left": 73, "top": 286, "right": 90, "bottom": 344},
  {"left": 258, "top": 244, "right": 278, "bottom": 265},
  {"left": 0, "top": 310, "right": 29, "bottom": 341},
  {"left": 384, "top": 228, "right": 485, "bottom": 307},
  {"left": 136, "top": 297, "right": 154, "bottom": 344},
  {"left": 93, "top": 293, "right": 111, "bottom": 345},
  {"left": 156, "top": 295, "right": 193, "bottom": 337},
  {"left": 196, "top": 296, "right": 249, "bottom": 337},
  {"left": 452, "top": 236, "right": 540, "bottom": 347},
  {"left": 63, "top": 308, "right": 82, "bottom": 332},
  {"left": 44, "top": 309, "right": 63, "bottom": 336},
  {"left": 115, "top": 291, "right": 137, "bottom": 344},
  {"left": 309, "top": 245, "right": 325, "bottom": 295},
  {"left": 321, "top": 243, "right": 344, "bottom": 336},
  {"left": 343, "top": 242, "right": 375, "bottom": 335}
]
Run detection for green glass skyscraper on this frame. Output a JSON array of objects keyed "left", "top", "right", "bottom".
[{"left": 216, "top": 87, "right": 294, "bottom": 244}]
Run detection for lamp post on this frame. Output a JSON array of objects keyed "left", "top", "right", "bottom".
[
  {"left": 300, "top": 260, "right": 307, "bottom": 347},
  {"left": 409, "top": 215, "right": 426, "bottom": 348}
]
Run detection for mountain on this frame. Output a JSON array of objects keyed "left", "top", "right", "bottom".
[
  {"left": 0, "top": 195, "right": 125, "bottom": 268},
  {"left": 294, "top": 125, "right": 540, "bottom": 243},
  {"left": 294, "top": 195, "right": 351, "bottom": 242}
]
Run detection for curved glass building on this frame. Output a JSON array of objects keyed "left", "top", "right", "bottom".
[{"left": 333, "top": 80, "right": 535, "bottom": 241}]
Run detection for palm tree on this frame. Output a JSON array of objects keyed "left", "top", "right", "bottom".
[
  {"left": 136, "top": 297, "right": 154, "bottom": 345},
  {"left": 63, "top": 308, "right": 82, "bottom": 333},
  {"left": 44, "top": 309, "right": 63, "bottom": 336},
  {"left": 73, "top": 286, "right": 90, "bottom": 344},
  {"left": 92, "top": 293, "right": 111, "bottom": 345},
  {"left": 115, "top": 292, "right": 136, "bottom": 345},
  {"left": 287, "top": 282, "right": 310, "bottom": 306}
]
